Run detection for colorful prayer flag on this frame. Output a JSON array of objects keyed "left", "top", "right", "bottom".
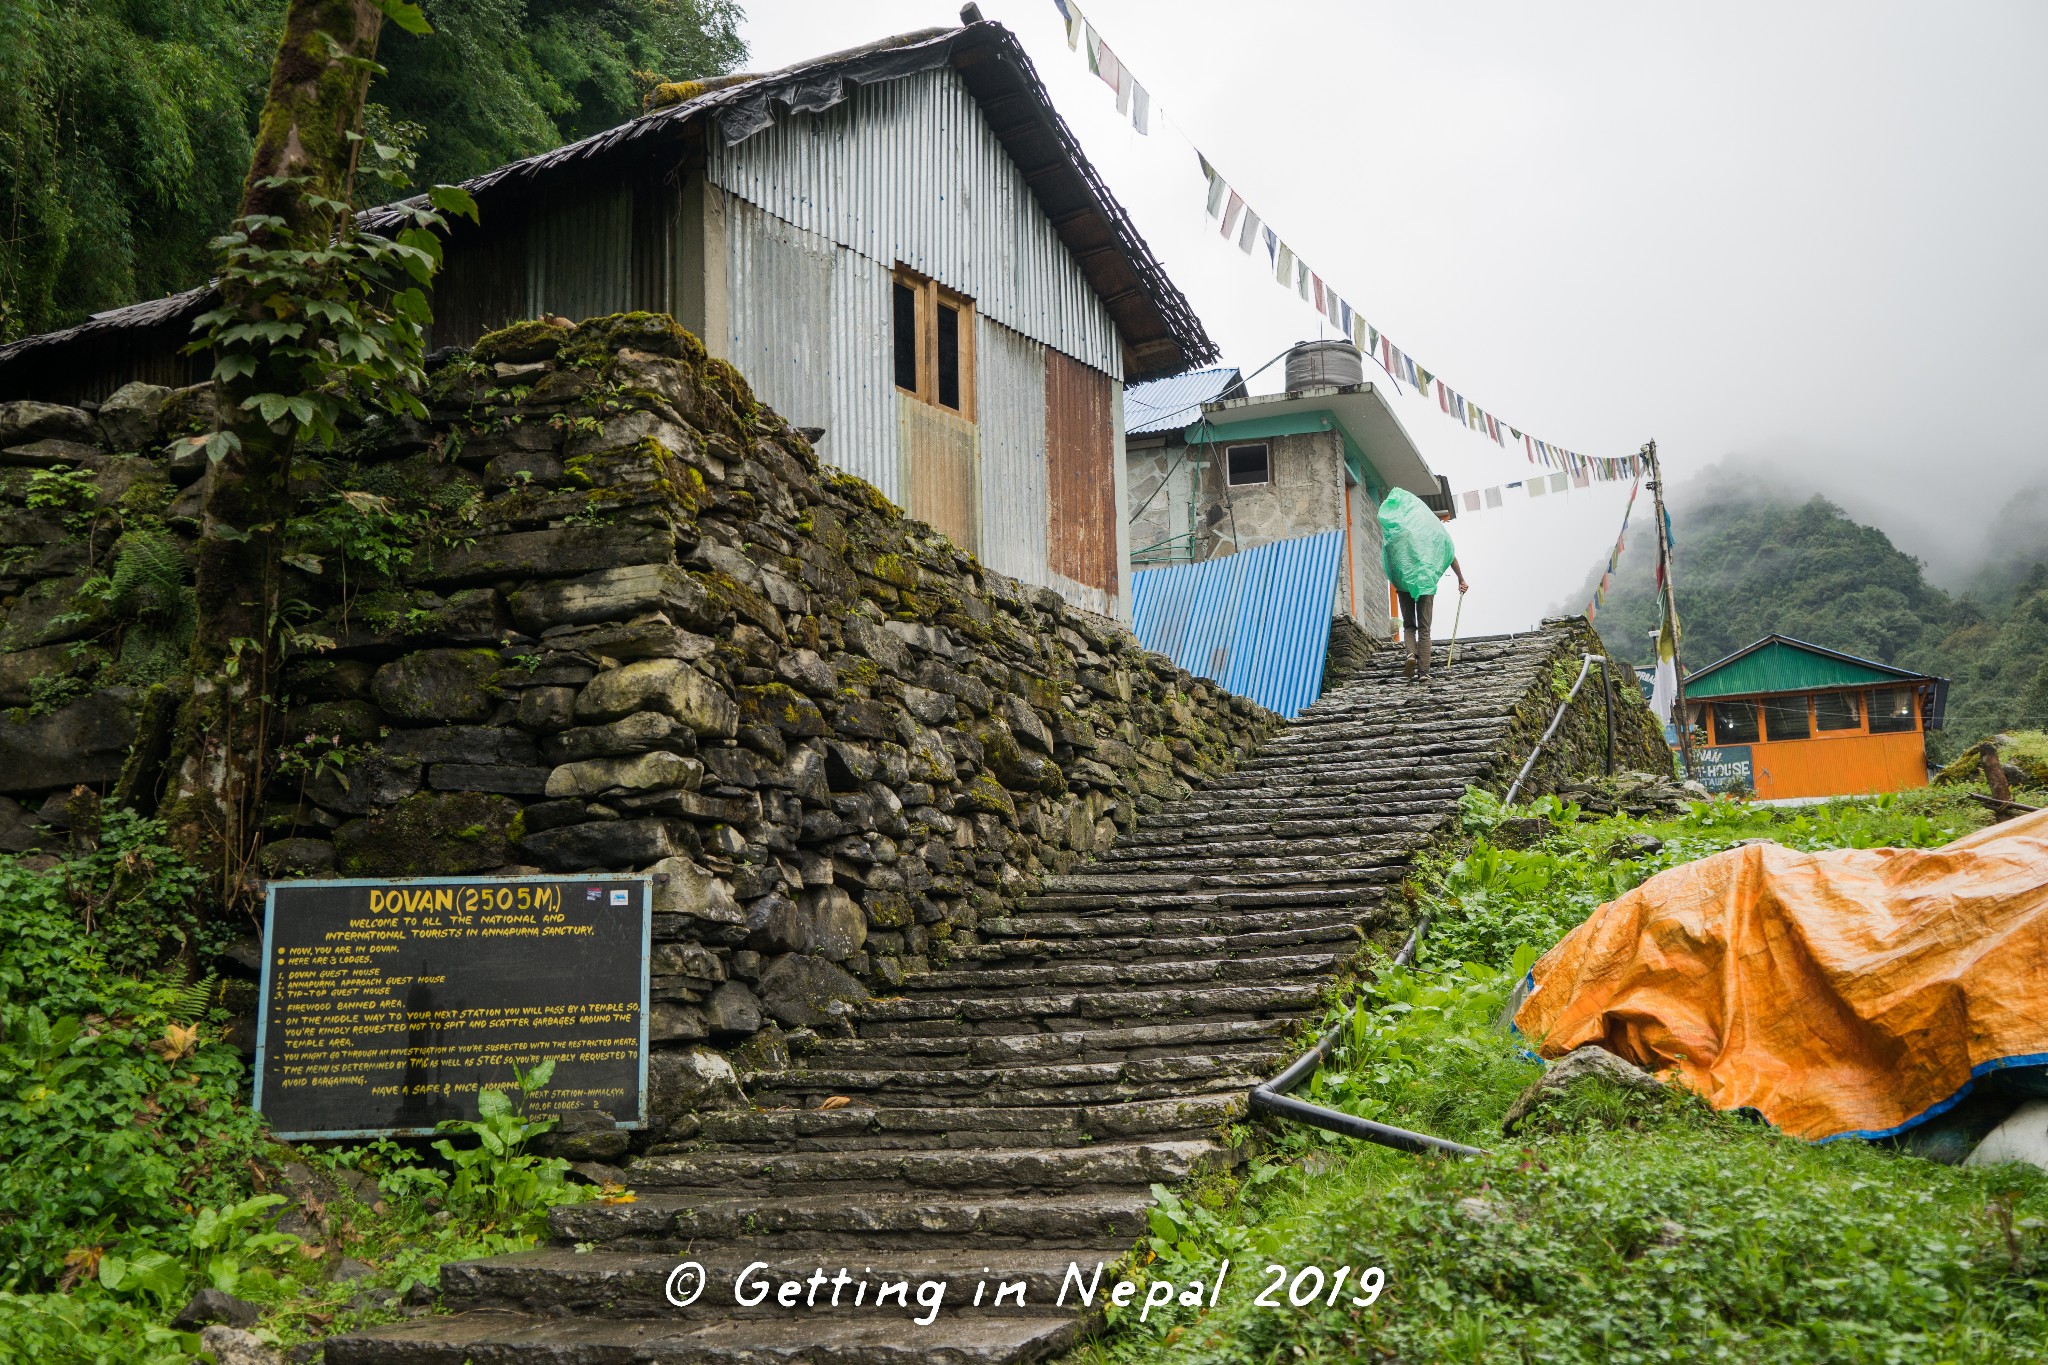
[
  {"left": 1275, "top": 243, "right": 1295, "bottom": 286},
  {"left": 1220, "top": 192, "right": 1243, "bottom": 238},
  {"left": 1131, "top": 81, "right": 1150, "bottom": 133},
  {"left": 1238, "top": 209, "right": 1261, "bottom": 253}
]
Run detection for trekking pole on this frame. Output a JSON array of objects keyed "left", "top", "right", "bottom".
[{"left": 1446, "top": 590, "right": 1465, "bottom": 668}]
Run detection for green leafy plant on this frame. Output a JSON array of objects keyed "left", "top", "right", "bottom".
[{"left": 431, "top": 1060, "right": 597, "bottom": 1225}]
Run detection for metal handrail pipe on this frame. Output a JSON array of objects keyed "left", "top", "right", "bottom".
[
  {"left": 1248, "top": 916, "right": 1492, "bottom": 1161},
  {"left": 1501, "top": 652, "right": 1608, "bottom": 806}
]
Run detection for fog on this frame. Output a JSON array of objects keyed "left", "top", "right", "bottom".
[{"left": 738, "top": 2, "right": 2048, "bottom": 631}]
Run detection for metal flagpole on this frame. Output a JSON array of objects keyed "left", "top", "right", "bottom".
[{"left": 1646, "top": 440, "right": 1695, "bottom": 780}]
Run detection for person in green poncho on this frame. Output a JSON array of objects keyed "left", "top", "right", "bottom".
[{"left": 1376, "top": 487, "right": 1469, "bottom": 681}]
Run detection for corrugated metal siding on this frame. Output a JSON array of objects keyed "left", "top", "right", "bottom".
[
  {"left": 527, "top": 186, "right": 633, "bottom": 324},
  {"left": 1045, "top": 348, "right": 1118, "bottom": 599},
  {"left": 975, "top": 316, "right": 1048, "bottom": 588},
  {"left": 723, "top": 197, "right": 898, "bottom": 500},
  {"left": 1130, "top": 530, "right": 1346, "bottom": 719},
  {"left": 708, "top": 66, "right": 1121, "bottom": 380}
]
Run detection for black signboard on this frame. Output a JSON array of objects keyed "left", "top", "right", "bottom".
[
  {"left": 1696, "top": 745, "right": 1756, "bottom": 795},
  {"left": 254, "top": 875, "right": 650, "bottom": 1139}
]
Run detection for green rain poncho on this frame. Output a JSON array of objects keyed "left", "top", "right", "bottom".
[{"left": 1377, "top": 487, "right": 1456, "bottom": 597}]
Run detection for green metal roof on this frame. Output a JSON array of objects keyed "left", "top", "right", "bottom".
[{"left": 1684, "top": 635, "right": 1936, "bottom": 699}]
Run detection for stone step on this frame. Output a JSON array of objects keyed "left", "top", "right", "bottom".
[
  {"left": 747, "top": 1052, "right": 1279, "bottom": 1109},
  {"left": 856, "top": 980, "right": 1327, "bottom": 1030},
  {"left": 966, "top": 920, "right": 1363, "bottom": 960},
  {"left": 782, "top": 1018, "right": 1294, "bottom": 1071},
  {"left": 896, "top": 951, "right": 1345, "bottom": 996},
  {"left": 1038, "top": 866, "right": 1405, "bottom": 897},
  {"left": 625, "top": 1139, "right": 1227, "bottom": 1195},
  {"left": 1024, "top": 885, "right": 1377, "bottom": 913},
  {"left": 676, "top": 1093, "right": 1247, "bottom": 1151},
  {"left": 329, "top": 1310, "right": 1080, "bottom": 1365},
  {"left": 548, "top": 1188, "right": 1155, "bottom": 1250},
  {"left": 436, "top": 1247, "right": 1122, "bottom": 1320}
]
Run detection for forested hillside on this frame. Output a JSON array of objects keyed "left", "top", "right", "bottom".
[
  {"left": 1580, "top": 484, "right": 2048, "bottom": 759},
  {"left": 0, "top": 0, "right": 745, "bottom": 341}
]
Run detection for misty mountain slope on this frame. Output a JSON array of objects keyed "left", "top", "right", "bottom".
[{"left": 1572, "top": 490, "right": 2048, "bottom": 758}]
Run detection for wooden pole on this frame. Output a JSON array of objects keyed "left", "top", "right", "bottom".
[{"left": 1647, "top": 440, "right": 1696, "bottom": 780}]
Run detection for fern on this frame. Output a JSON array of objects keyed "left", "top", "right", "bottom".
[
  {"left": 164, "top": 973, "right": 219, "bottom": 1024},
  {"left": 106, "top": 527, "right": 192, "bottom": 623}
]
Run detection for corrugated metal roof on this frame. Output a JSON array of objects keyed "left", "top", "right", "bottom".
[
  {"left": 1124, "top": 367, "right": 1242, "bottom": 436},
  {"left": 1685, "top": 634, "right": 1943, "bottom": 699},
  {"left": 0, "top": 21, "right": 1217, "bottom": 389},
  {"left": 1130, "top": 530, "right": 1344, "bottom": 719}
]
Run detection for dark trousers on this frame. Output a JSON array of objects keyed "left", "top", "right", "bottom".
[{"left": 1397, "top": 591, "right": 1434, "bottom": 674}]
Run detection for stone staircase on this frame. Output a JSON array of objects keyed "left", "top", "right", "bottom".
[{"left": 329, "top": 628, "right": 1572, "bottom": 1365}]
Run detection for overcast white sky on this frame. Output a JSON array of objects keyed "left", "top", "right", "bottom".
[{"left": 738, "top": 1, "right": 2048, "bottom": 634}]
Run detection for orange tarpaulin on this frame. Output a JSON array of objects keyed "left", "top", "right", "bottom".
[{"left": 1513, "top": 807, "right": 2048, "bottom": 1141}]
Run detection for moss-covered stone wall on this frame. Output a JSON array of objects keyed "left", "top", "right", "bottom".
[{"left": 0, "top": 313, "right": 1278, "bottom": 1132}]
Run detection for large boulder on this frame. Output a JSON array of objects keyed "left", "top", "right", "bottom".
[
  {"left": 0, "top": 689, "right": 139, "bottom": 795},
  {"left": 1501, "top": 1045, "right": 1667, "bottom": 1136},
  {"left": 508, "top": 563, "right": 715, "bottom": 633},
  {"left": 96, "top": 382, "right": 174, "bottom": 451},
  {"left": 332, "top": 791, "right": 524, "bottom": 876},
  {"left": 521, "top": 816, "right": 687, "bottom": 870},
  {"left": 574, "top": 658, "right": 736, "bottom": 737},
  {"left": 647, "top": 1045, "right": 747, "bottom": 1133},
  {"left": 544, "top": 750, "right": 704, "bottom": 799},
  {"left": 0, "top": 400, "right": 98, "bottom": 451},
  {"left": 756, "top": 953, "right": 868, "bottom": 1033},
  {"left": 647, "top": 855, "right": 743, "bottom": 926},
  {"left": 798, "top": 885, "right": 866, "bottom": 961},
  {"left": 371, "top": 648, "right": 502, "bottom": 723}
]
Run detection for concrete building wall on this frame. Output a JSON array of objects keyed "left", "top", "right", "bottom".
[{"left": 1127, "top": 439, "right": 1200, "bottom": 568}]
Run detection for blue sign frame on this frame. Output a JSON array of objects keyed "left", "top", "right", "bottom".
[{"left": 253, "top": 874, "right": 652, "bottom": 1141}]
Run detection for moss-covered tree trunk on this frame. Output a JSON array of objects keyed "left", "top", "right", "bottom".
[{"left": 164, "top": 0, "right": 386, "bottom": 900}]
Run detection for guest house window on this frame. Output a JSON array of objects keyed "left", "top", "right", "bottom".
[
  {"left": 1225, "top": 443, "right": 1270, "bottom": 486},
  {"left": 1712, "top": 702, "right": 1760, "bottom": 745},
  {"left": 892, "top": 268, "right": 975, "bottom": 417},
  {"left": 1814, "top": 691, "right": 1862, "bottom": 731},
  {"left": 1869, "top": 687, "right": 1917, "bottom": 733},
  {"left": 1762, "top": 695, "right": 1812, "bottom": 742}
]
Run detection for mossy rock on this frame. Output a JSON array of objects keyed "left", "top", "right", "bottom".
[
  {"left": 959, "top": 770, "right": 1018, "bottom": 820},
  {"left": 332, "top": 791, "right": 525, "bottom": 877},
  {"left": 1936, "top": 731, "right": 2048, "bottom": 790},
  {"left": 737, "top": 683, "right": 830, "bottom": 738},
  {"left": 561, "top": 312, "right": 708, "bottom": 366},
  {"left": 472, "top": 318, "right": 575, "bottom": 366},
  {"left": 370, "top": 648, "right": 502, "bottom": 723}
]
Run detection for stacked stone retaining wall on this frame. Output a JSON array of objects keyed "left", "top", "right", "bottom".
[{"left": 0, "top": 313, "right": 1276, "bottom": 1135}]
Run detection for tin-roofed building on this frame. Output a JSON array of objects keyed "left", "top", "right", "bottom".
[
  {"left": 0, "top": 20, "right": 1215, "bottom": 620},
  {"left": 1124, "top": 340, "right": 1449, "bottom": 633},
  {"left": 1681, "top": 635, "right": 1949, "bottom": 799}
]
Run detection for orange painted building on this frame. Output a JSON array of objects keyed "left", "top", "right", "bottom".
[{"left": 1679, "top": 636, "right": 1949, "bottom": 801}]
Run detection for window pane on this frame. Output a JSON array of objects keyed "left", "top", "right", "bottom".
[
  {"left": 892, "top": 282, "right": 918, "bottom": 391},
  {"left": 1762, "top": 696, "right": 1811, "bottom": 741},
  {"left": 1226, "top": 443, "right": 1269, "bottom": 486},
  {"left": 1869, "top": 687, "right": 1916, "bottom": 733},
  {"left": 1814, "top": 691, "right": 1861, "bottom": 731},
  {"left": 1713, "top": 702, "right": 1760, "bottom": 745},
  {"left": 936, "top": 302, "right": 960, "bottom": 409}
]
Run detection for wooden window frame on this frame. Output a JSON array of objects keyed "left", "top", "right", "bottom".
[{"left": 892, "top": 267, "right": 976, "bottom": 421}]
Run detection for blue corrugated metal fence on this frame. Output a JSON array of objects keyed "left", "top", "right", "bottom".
[{"left": 1130, "top": 531, "right": 1344, "bottom": 719}]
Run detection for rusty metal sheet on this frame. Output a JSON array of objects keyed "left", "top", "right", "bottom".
[{"left": 1045, "top": 349, "right": 1117, "bottom": 600}]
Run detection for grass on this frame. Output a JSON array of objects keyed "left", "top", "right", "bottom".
[
  {"left": 1073, "top": 784, "right": 2048, "bottom": 1364},
  {"left": 0, "top": 818, "right": 604, "bottom": 1364}
]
